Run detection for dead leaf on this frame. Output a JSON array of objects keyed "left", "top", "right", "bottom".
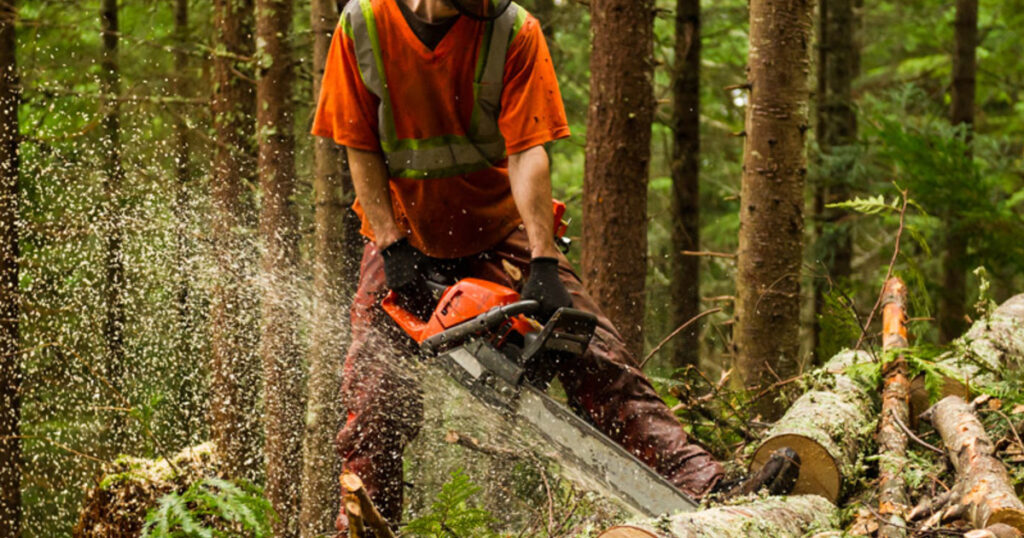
[
  {"left": 1011, "top": 404, "right": 1024, "bottom": 415},
  {"left": 848, "top": 507, "right": 879, "bottom": 536},
  {"left": 988, "top": 398, "right": 1003, "bottom": 411}
]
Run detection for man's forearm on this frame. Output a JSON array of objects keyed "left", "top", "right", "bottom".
[
  {"left": 508, "top": 145, "right": 559, "bottom": 259},
  {"left": 346, "top": 146, "right": 403, "bottom": 248}
]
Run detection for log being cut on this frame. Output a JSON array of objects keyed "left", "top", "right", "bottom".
[
  {"left": 596, "top": 495, "right": 838, "bottom": 538},
  {"left": 748, "top": 349, "right": 876, "bottom": 501},
  {"left": 923, "top": 395, "right": 1024, "bottom": 532}
]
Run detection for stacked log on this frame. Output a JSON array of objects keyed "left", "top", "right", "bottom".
[
  {"left": 877, "top": 277, "right": 912, "bottom": 537},
  {"left": 909, "top": 294, "right": 1024, "bottom": 416},
  {"left": 748, "top": 349, "right": 876, "bottom": 502},
  {"left": 596, "top": 495, "right": 838, "bottom": 538},
  {"left": 921, "top": 396, "right": 1024, "bottom": 532}
]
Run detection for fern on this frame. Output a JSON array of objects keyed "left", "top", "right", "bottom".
[
  {"left": 402, "top": 469, "right": 497, "bottom": 538},
  {"left": 142, "top": 478, "right": 275, "bottom": 538}
]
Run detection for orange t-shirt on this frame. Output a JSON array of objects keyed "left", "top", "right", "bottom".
[{"left": 311, "top": 0, "right": 570, "bottom": 259}]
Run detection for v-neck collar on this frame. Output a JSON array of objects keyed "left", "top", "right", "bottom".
[{"left": 389, "top": 0, "right": 467, "bottom": 58}]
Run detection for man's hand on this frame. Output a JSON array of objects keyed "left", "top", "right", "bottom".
[
  {"left": 381, "top": 238, "right": 436, "bottom": 319},
  {"left": 521, "top": 257, "right": 573, "bottom": 322}
]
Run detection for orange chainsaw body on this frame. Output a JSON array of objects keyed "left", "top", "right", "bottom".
[{"left": 381, "top": 278, "right": 536, "bottom": 344}]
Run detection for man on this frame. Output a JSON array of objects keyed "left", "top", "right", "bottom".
[{"left": 313, "top": 0, "right": 795, "bottom": 531}]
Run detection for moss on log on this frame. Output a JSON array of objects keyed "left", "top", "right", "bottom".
[
  {"left": 597, "top": 494, "right": 839, "bottom": 537},
  {"left": 73, "top": 443, "right": 217, "bottom": 538},
  {"left": 910, "top": 294, "right": 1024, "bottom": 416},
  {"left": 925, "top": 396, "right": 1024, "bottom": 532},
  {"left": 749, "top": 350, "right": 876, "bottom": 502}
]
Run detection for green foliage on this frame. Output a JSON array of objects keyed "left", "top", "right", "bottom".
[
  {"left": 142, "top": 478, "right": 275, "bottom": 538},
  {"left": 403, "top": 469, "right": 498, "bottom": 538}
]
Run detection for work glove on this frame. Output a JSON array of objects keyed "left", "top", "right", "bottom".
[
  {"left": 521, "top": 257, "right": 573, "bottom": 323},
  {"left": 381, "top": 238, "right": 435, "bottom": 320}
]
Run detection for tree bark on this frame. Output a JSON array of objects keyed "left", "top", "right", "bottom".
[
  {"left": 940, "top": 0, "right": 978, "bottom": 343},
  {"left": 750, "top": 350, "right": 875, "bottom": 502},
  {"left": 256, "top": 0, "right": 304, "bottom": 535},
  {"left": 300, "top": 0, "right": 361, "bottom": 535},
  {"left": 100, "top": 0, "right": 127, "bottom": 455},
  {"left": 877, "top": 278, "right": 910, "bottom": 538},
  {"left": 812, "top": 0, "right": 856, "bottom": 356},
  {"left": 669, "top": 0, "right": 701, "bottom": 371},
  {"left": 173, "top": 0, "right": 191, "bottom": 357},
  {"left": 0, "top": 2, "right": 20, "bottom": 535},
  {"left": 923, "top": 396, "right": 1024, "bottom": 532},
  {"left": 210, "top": 0, "right": 261, "bottom": 480},
  {"left": 582, "top": 0, "right": 655, "bottom": 358},
  {"left": 733, "top": 0, "right": 813, "bottom": 419},
  {"left": 597, "top": 495, "right": 839, "bottom": 537}
]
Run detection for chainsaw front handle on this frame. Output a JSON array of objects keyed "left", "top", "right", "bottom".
[{"left": 420, "top": 299, "right": 540, "bottom": 355}]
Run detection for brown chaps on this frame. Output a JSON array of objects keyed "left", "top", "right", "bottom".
[{"left": 335, "top": 228, "right": 722, "bottom": 529}]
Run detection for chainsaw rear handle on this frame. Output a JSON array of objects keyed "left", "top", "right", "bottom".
[{"left": 420, "top": 299, "right": 540, "bottom": 355}]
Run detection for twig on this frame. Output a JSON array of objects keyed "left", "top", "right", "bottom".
[
  {"left": 2, "top": 435, "right": 108, "bottom": 464},
  {"left": 640, "top": 308, "right": 722, "bottom": 368},
  {"left": 892, "top": 413, "right": 944, "bottom": 456},
  {"left": 992, "top": 409, "right": 1024, "bottom": 449},
  {"left": 32, "top": 341, "right": 181, "bottom": 475},
  {"left": 444, "top": 430, "right": 520, "bottom": 459},
  {"left": 681, "top": 250, "right": 736, "bottom": 259},
  {"left": 854, "top": 188, "right": 909, "bottom": 352}
]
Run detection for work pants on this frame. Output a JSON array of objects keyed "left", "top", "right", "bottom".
[{"left": 335, "top": 228, "right": 723, "bottom": 528}]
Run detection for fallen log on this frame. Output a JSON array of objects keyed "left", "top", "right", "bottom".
[
  {"left": 909, "top": 294, "right": 1024, "bottom": 416},
  {"left": 965, "top": 524, "right": 1024, "bottom": 538},
  {"left": 748, "top": 350, "right": 876, "bottom": 502},
  {"left": 596, "top": 495, "right": 838, "bottom": 537},
  {"left": 923, "top": 395, "right": 1024, "bottom": 532},
  {"left": 877, "top": 277, "right": 912, "bottom": 538}
]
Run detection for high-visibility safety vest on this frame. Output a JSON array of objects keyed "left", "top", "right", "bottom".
[{"left": 341, "top": 0, "right": 527, "bottom": 180}]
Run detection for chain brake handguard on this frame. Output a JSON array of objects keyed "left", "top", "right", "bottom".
[{"left": 519, "top": 307, "right": 597, "bottom": 389}]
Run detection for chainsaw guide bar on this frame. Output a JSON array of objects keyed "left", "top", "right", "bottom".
[{"left": 430, "top": 335, "right": 700, "bottom": 517}]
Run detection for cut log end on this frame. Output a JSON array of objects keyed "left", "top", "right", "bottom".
[
  {"left": 751, "top": 432, "right": 841, "bottom": 501},
  {"left": 989, "top": 510, "right": 1024, "bottom": 533}
]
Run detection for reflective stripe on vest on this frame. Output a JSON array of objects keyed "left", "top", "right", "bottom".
[{"left": 342, "top": 0, "right": 525, "bottom": 179}]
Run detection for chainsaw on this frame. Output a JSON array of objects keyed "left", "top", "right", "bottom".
[{"left": 381, "top": 206, "right": 698, "bottom": 517}]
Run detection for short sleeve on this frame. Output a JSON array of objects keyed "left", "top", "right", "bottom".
[
  {"left": 498, "top": 15, "right": 571, "bottom": 155},
  {"left": 311, "top": 24, "right": 382, "bottom": 151}
]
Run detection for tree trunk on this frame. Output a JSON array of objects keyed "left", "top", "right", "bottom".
[
  {"left": 256, "top": 0, "right": 304, "bottom": 535},
  {"left": 923, "top": 396, "right": 1024, "bottom": 532},
  {"left": 0, "top": 2, "right": 20, "bottom": 535},
  {"left": 210, "top": 0, "right": 261, "bottom": 480},
  {"left": 100, "top": 0, "right": 127, "bottom": 455},
  {"left": 668, "top": 0, "right": 701, "bottom": 371},
  {"left": 909, "top": 294, "right": 1024, "bottom": 417},
  {"left": 597, "top": 495, "right": 839, "bottom": 537},
  {"left": 812, "top": 0, "right": 856, "bottom": 356},
  {"left": 877, "top": 278, "right": 910, "bottom": 538},
  {"left": 733, "top": 0, "right": 813, "bottom": 419},
  {"left": 173, "top": 0, "right": 191, "bottom": 357},
  {"left": 582, "top": 0, "right": 654, "bottom": 359},
  {"left": 300, "top": 0, "right": 361, "bottom": 535},
  {"left": 750, "top": 350, "right": 875, "bottom": 502},
  {"left": 940, "top": 0, "right": 978, "bottom": 343}
]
